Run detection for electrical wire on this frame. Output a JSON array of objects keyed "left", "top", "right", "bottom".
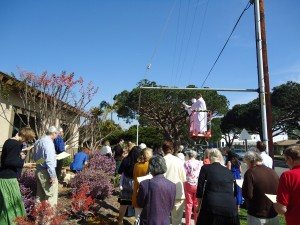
[
  {"left": 173, "top": 0, "right": 191, "bottom": 86},
  {"left": 138, "top": 0, "right": 178, "bottom": 118},
  {"left": 174, "top": 0, "right": 190, "bottom": 85},
  {"left": 177, "top": 0, "right": 201, "bottom": 85},
  {"left": 171, "top": 0, "right": 182, "bottom": 85},
  {"left": 200, "top": 0, "right": 252, "bottom": 88},
  {"left": 189, "top": 0, "right": 210, "bottom": 84},
  {"left": 146, "top": 0, "right": 178, "bottom": 73}
]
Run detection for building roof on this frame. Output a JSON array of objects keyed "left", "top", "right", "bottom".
[
  {"left": 274, "top": 140, "right": 299, "bottom": 146},
  {"left": 0, "top": 71, "right": 88, "bottom": 117}
]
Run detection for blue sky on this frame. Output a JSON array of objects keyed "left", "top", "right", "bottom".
[{"left": 0, "top": 0, "right": 299, "bottom": 128}]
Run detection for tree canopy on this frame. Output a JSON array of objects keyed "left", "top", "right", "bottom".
[
  {"left": 79, "top": 104, "right": 122, "bottom": 150},
  {"left": 221, "top": 81, "right": 300, "bottom": 146},
  {"left": 113, "top": 79, "right": 229, "bottom": 142},
  {"left": 271, "top": 81, "right": 300, "bottom": 137},
  {"left": 220, "top": 99, "right": 261, "bottom": 146}
]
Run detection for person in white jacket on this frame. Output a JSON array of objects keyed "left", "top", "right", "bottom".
[
  {"left": 256, "top": 141, "right": 273, "bottom": 168},
  {"left": 183, "top": 93, "right": 207, "bottom": 134},
  {"left": 162, "top": 140, "right": 186, "bottom": 225}
]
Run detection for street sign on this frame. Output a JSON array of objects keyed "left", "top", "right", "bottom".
[{"left": 239, "top": 129, "right": 252, "bottom": 140}]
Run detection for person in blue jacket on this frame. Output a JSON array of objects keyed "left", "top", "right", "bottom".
[
  {"left": 70, "top": 148, "right": 88, "bottom": 173},
  {"left": 54, "top": 127, "right": 65, "bottom": 181}
]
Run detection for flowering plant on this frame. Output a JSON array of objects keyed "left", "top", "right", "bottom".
[
  {"left": 70, "top": 168, "right": 113, "bottom": 200},
  {"left": 15, "top": 201, "right": 66, "bottom": 225},
  {"left": 69, "top": 183, "right": 96, "bottom": 221},
  {"left": 87, "top": 150, "right": 115, "bottom": 175},
  {"left": 18, "top": 170, "right": 37, "bottom": 215}
]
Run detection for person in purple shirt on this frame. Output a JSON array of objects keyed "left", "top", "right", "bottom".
[
  {"left": 137, "top": 155, "right": 176, "bottom": 225},
  {"left": 70, "top": 148, "right": 88, "bottom": 172}
]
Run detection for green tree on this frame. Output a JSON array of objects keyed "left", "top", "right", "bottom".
[
  {"left": 220, "top": 100, "right": 261, "bottom": 147},
  {"left": 271, "top": 81, "right": 300, "bottom": 138},
  {"left": 114, "top": 79, "right": 229, "bottom": 143},
  {"left": 221, "top": 81, "right": 300, "bottom": 144},
  {"left": 210, "top": 118, "right": 223, "bottom": 145},
  {"left": 79, "top": 104, "right": 122, "bottom": 150},
  {"left": 220, "top": 105, "right": 242, "bottom": 147}
]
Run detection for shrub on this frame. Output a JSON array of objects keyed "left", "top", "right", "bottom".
[
  {"left": 15, "top": 201, "right": 67, "bottom": 225},
  {"left": 70, "top": 168, "right": 113, "bottom": 200},
  {"left": 69, "top": 183, "right": 96, "bottom": 221},
  {"left": 18, "top": 170, "right": 37, "bottom": 215},
  {"left": 63, "top": 157, "right": 72, "bottom": 167},
  {"left": 111, "top": 174, "right": 121, "bottom": 188},
  {"left": 32, "top": 202, "right": 67, "bottom": 225},
  {"left": 87, "top": 150, "right": 115, "bottom": 175},
  {"left": 19, "top": 169, "right": 37, "bottom": 194},
  {"left": 19, "top": 184, "right": 36, "bottom": 216}
]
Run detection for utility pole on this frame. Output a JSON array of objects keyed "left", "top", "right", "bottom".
[
  {"left": 253, "top": 0, "right": 268, "bottom": 153},
  {"left": 253, "top": 0, "right": 273, "bottom": 157},
  {"left": 259, "top": 0, "right": 273, "bottom": 158}
]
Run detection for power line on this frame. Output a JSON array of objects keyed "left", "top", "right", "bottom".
[
  {"left": 189, "top": 0, "right": 210, "bottom": 84},
  {"left": 146, "top": 0, "right": 178, "bottom": 75},
  {"left": 200, "top": 0, "right": 252, "bottom": 87},
  {"left": 138, "top": 0, "right": 178, "bottom": 122},
  {"left": 171, "top": 0, "right": 182, "bottom": 85},
  {"left": 173, "top": 0, "right": 191, "bottom": 86},
  {"left": 177, "top": 0, "right": 201, "bottom": 84}
]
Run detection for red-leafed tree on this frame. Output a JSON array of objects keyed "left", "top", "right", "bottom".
[{"left": 1, "top": 69, "right": 99, "bottom": 148}]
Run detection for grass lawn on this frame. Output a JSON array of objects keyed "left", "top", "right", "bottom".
[{"left": 239, "top": 208, "right": 286, "bottom": 225}]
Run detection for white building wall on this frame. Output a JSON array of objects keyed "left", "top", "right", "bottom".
[
  {"left": 0, "top": 103, "right": 15, "bottom": 148},
  {"left": 220, "top": 133, "right": 289, "bottom": 148}
]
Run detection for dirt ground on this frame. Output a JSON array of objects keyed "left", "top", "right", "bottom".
[{"left": 59, "top": 186, "right": 135, "bottom": 225}]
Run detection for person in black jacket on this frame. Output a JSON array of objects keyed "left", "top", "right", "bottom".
[
  {"left": 196, "top": 148, "right": 240, "bottom": 225},
  {"left": 242, "top": 151, "right": 279, "bottom": 225},
  {"left": 117, "top": 146, "right": 142, "bottom": 224},
  {"left": 0, "top": 127, "right": 36, "bottom": 225},
  {"left": 113, "top": 138, "right": 124, "bottom": 175}
]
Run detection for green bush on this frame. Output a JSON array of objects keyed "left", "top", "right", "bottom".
[
  {"left": 111, "top": 174, "right": 121, "bottom": 188},
  {"left": 63, "top": 157, "right": 72, "bottom": 167}
]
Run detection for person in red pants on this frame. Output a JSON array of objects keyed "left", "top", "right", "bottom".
[{"left": 184, "top": 150, "right": 203, "bottom": 225}]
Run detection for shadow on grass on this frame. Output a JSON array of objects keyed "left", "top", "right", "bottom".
[{"left": 96, "top": 199, "right": 119, "bottom": 214}]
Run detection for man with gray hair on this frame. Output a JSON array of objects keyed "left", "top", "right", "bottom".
[
  {"left": 33, "top": 126, "right": 59, "bottom": 207},
  {"left": 242, "top": 151, "right": 279, "bottom": 225}
]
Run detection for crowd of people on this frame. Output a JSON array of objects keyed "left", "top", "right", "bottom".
[
  {"left": 1, "top": 125, "right": 300, "bottom": 225},
  {"left": 112, "top": 140, "right": 300, "bottom": 225},
  {"left": 0, "top": 126, "right": 72, "bottom": 224}
]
